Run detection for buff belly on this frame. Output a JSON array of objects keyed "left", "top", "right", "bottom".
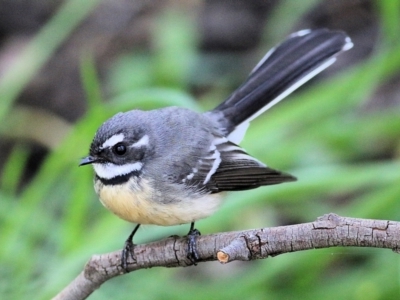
[{"left": 94, "top": 178, "right": 223, "bottom": 226}]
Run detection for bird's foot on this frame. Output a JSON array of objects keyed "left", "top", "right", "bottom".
[
  {"left": 187, "top": 227, "right": 201, "bottom": 265},
  {"left": 121, "top": 238, "right": 136, "bottom": 272}
]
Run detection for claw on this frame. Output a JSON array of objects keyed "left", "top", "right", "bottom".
[
  {"left": 187, "top": 223, "right": 201, "bottom": 265},
  {"left": 121, "top": 239, "right": 136, "bottom": 271},
  {"left": 120, "top": 224, "right": 140, "bottom": 272}
]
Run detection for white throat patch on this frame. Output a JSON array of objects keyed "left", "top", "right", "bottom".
[{"left": 93, "top": 162, "right": 143, "bottom": 179}]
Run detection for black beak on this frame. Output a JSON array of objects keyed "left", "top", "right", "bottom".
[{"left": 79, "top": 156, "right": 97, "bottom": 166}]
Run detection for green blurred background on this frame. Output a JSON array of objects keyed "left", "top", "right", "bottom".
[{"left": 1, "top": 0, "right": 400, "bottom": 299}]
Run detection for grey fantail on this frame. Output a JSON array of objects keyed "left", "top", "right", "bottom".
[{"left": 80, "top": 29, "right": 353, "bottom": 270}]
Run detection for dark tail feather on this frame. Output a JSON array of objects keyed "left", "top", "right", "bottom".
[{"left": 210, "top": 29, "right": 352, "bottom": 138}]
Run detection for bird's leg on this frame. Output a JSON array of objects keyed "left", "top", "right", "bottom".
[
  {"left": 121, "top": 224, "right": 140, "bottom": 272},
  {"left": 187, "top": 222, "right": 201, "bottom": 265}
]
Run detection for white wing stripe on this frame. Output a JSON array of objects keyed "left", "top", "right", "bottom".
[
  {"left": 229, "top": 153, "right": 266, "bottom": 166},
  {"left": 203, "top": 149, "right": 221, "bottom": 184}
]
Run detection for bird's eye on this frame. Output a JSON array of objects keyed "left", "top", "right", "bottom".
[{"left": 113, "top": 143, "right": 127, "bottom": 155}]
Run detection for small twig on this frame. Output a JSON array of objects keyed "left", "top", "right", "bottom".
[{"left": 53, "top": 213, "right": 400, "bottom": 300}]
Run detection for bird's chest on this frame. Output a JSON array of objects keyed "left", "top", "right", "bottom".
[
  {"left": 94, "top": 177, "right": 223, "bottom": 226},
  {"left": 94, "top": 177, "right": 160, "bottom": 225}
]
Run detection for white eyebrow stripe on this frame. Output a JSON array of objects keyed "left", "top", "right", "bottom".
[
  {"left": 101, "top": 133, "right": 124, "bottom": 149},
  {"left": 93, "top": 162, "right": 143, "bottom": 179},
  {"left": 130, "top": 135, "right": 149, "bottom": 148}
]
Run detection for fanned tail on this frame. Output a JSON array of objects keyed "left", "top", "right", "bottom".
[{"left": 208, "top": 29, "right": 353, "bottom": 144}]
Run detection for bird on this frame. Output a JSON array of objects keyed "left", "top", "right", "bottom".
[{"left": 80, "top": 28, "right": 353, "bottom": 270}]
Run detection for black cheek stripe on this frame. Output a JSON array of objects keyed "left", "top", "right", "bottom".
[{"left": 96, "top": 170, "right": 141, "bottom": 185}]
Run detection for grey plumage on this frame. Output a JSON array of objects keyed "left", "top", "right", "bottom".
[
  {"left": 86, "top": 29, "right": 352, "bottom": 199},
  {"left": 80, "top": 28, "right": 353, "bottom": 268}
]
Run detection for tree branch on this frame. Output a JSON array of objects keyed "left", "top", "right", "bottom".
[{"left": 53, "top": 213, "right": 400, "bottom": 300}]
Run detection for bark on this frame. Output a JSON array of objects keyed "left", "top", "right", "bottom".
[{"left": 53, "top": 213, "right": 400, "bottom": 300}]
